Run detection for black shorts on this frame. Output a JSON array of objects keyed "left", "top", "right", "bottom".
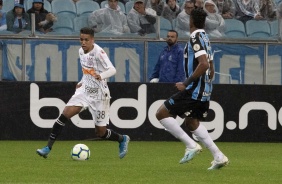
[{"left": 164, "top": 90, "right": 210, "bottom": 120}]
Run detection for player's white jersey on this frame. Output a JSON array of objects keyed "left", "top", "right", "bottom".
[{"left": 78, "top": 43, "right": 115, "bottom": 100}]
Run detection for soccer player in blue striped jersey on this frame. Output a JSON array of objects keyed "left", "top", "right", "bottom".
[{"left": 156, "top": 8, "right": 229, "bottom": 170}]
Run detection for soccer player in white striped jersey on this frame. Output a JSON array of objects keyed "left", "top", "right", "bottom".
[{"left": 37, "top": 27, "right": 130, "bottom": 159}]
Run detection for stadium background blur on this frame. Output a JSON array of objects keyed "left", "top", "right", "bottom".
[{"left": 0, "top": 0, "right": 281, "bottom": 84}]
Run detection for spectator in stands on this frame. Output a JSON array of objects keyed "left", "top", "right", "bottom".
[
  {"left": 175, "top": 0, "right": 194, "bottom": 37},
  {"left": 147, "top": 0, "right": 165, "bottom": 16},
  {"left": 233, "top": 0, "right": 263, "bottom": 24},
  {"left": 203, "top": 0, "right": 225, "bottom": 38},
  {"left": 127, "top": 0, "right": 157, "bottom": 36},
  {"left": 0, "top": 0, "right": 7, "bottom": 31},
  {"left": 181, "top": 0, "right": 202, "bottom": 10},
  {"left": 27, "top": 0, "right": 55, "bottom": 34},
  {"left": 278, "top": 1, "right": 282, "bottom": 17},
  {"left": 162, "top": 0, "right": 181, "bottom": 23},
  {"left": 6, "top": 0, "right": 31, "bottom": 33},
  {"left": 194, "top": 0, "right": 204, "bottom": 9},
  {"left": 88, "top": 0, "right": 130, "bottom": 34},
  {"left": 212, "top": 0, "right": 235, "bottom": 19},
  {"left": 278, "top": 2, "right": 282, "bottom": 37},
  {"left": 259, "top": 0, "right": 277, "bottom": 20},
  {"left": 48, "top": 0, "right": 79, "bottom": 3},
  {"left": 149, "top": 30, "right": 185, "bottom": 83}
]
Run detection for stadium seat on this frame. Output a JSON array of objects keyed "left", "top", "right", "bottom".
[
  {"left": 160, "top": 17, "right": 172, "bottom": 38},
  {"left": 125, "top": 1, "right": 134, "bottom": 14},
  {"left": 51, "top": 0, "right": 77, "bottom": 19},
  {"left": 72, "top": 16, "right": 89, "bottom": 35},
  {"left": 100, "top": 1, "right": 126, "bottom": 13},
  {"left": 245, "top": 20, "right": 271, "bottom": 38},
  {"left": 47, "top": 14, "right": 74, "bottom": 35},
  {"left": 269, "top": 20, "right": 278, "bottom": 37},
  {"left": 177, "top": 0, "right": 185, "bottom": 8},
  {"left": 76, "top": 0, "right": 100, "bottom": 17},
  {"left": 18, "top": 30, "right": 32, "bottom": 35},
  {"left": 0, "top": 30, "right": 14, "bottom": 35},
  {"left": 25, "top": 0, "right": 52, "bottom": 12},
  {"left": 275, "top": 0, "right": 282, "bottom": 5},
  {"left": 171, "top": 19, "right": 177, "bottom": 30},
  {"left": 224, "top": 19, "right": 246, "bottom": 38},
  {"left": 2, "top": 0, "right": 15, "bottom": 12}
]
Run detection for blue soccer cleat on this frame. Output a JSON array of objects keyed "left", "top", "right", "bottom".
[
  {"left": 119, "top": 135, "right": 130, "bottom": 159},
  {"left": 36, "top": 146, "right": 51, "bottom": 158},
  {"left": 179, "top": 143, "right": 202, "bottom": 164}
]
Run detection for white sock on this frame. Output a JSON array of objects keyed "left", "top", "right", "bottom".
[
  {"left": 160, "top": 117, "right": 196, "bottom": 149},
  {"left": 192, "top": 124, "right": 223, "bottom": 161}
]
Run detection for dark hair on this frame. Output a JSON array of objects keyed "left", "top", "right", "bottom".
[
  {"left": 166, "top": 0, "right": 176, "bottom": 4},
  {"left": 190, "top": 8, "right": 207, "bottom": 29},
  {"left": 13, "top": 7, "right": 26, "bottom": 14},
  {"left": 80, "top": 27, "right": 94, "bottom": 37},
  {"left": 168, "top": 29, "right": 178, "bottom": 37}
]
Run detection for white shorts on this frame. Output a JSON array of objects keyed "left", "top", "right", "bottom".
[{"left": 66, "top": 88, "right": 110, "bottom": 127}]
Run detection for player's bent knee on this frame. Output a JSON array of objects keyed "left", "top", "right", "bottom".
[
  {"left": 156, "top": 105, "right": 171, "bottom": 120},
  {"left": 156, "top": 111, "right": 162, "bottom": 121}
]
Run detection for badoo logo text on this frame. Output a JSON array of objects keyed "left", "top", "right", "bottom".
[{"left": 29, "top": 83, "right": 282, "bottom": 140}]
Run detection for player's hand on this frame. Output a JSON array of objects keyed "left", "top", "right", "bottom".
[
  {"left": 255, "top": 14, "right": 263, "bottom": 20},
  {"left": 95, "top": 74, "right": 102, "bottom": 81},
  {"left": 175, "top": 82, "right": 186, "bottom": 91}
]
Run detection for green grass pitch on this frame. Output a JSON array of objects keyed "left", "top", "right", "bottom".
[{"left": 0, "top": 141, "right": 281, "bottom": 184}]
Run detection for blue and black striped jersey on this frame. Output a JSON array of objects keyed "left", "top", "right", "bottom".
[{"left": 183, "top": 29, "right": 213, "bottom": 102}]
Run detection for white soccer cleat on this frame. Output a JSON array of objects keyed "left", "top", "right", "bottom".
[
  {"left": 179, "top": 143, "right": 202, "bottom": 164},
  {"left": 208, "top": 155, "right": 229, "bottom": 170}
]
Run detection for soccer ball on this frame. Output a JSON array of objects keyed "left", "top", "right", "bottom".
[{"left": 71, "top": 144, "right": 90, "bottom": 161}]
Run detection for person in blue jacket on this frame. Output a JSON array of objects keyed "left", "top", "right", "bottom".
[
  {"left": 0, "top": 0, "right": 7, "bottom": 31},
  {"left": 149, "top": 30, "right": 185, "bottom": 83}
]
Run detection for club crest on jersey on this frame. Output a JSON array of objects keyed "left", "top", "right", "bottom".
[{"left": 193, "top": 44, "right": 200, "bottom": 51}]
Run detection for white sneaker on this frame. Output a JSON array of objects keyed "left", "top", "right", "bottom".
[
  {"left": 179, "top": 143, "right": 202, "bottom": 164},
  {"left": 208, "top": 155, "right": 229, "bottom": 170}
]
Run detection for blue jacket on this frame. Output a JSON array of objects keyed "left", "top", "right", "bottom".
[{"left": 150, "top": 43, "right": 185, "bottom": 82}]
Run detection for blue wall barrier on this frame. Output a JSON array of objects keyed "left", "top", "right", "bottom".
[{"left": 1, "top": 40, "right": 282, "bottom": 84}]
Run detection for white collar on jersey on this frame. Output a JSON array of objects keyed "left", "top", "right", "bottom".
[{"left": 190, "top": 29, "right": 205, "bottom": 37}]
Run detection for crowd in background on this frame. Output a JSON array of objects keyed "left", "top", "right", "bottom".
[{"left": 0, "top": 0, "right": 281, "bottom": 38}]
